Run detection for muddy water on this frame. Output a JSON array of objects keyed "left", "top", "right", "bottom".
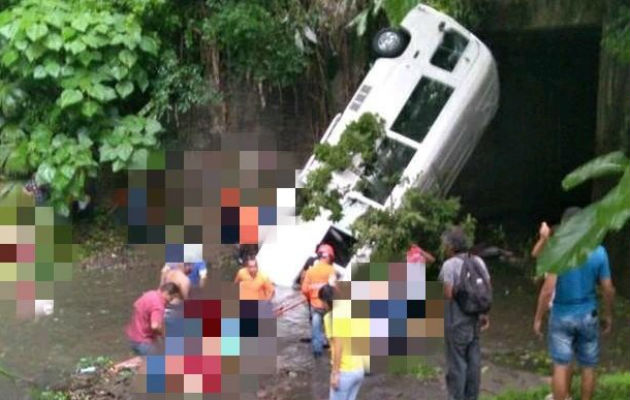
[{"left": 0, "top": 265, "right": 157, "bottom": 392}]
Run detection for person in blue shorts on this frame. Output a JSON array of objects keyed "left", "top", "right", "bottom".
[{"left": 533, "top": 207, "right": 616, "bottom": 400}]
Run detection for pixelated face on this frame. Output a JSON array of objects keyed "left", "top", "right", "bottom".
[{"left": 246, "top": 259, "right": 258, "bottom": 276}]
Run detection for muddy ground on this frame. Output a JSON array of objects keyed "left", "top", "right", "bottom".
[{"left": 35, "top": 251, "right": 629, "bottom": 400}]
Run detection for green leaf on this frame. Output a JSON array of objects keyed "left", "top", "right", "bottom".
[
  {"left": 81, "top": 100, "right": 100, "bottom": 118},
  {"left": 112, "top": 159, "right": 125, "bottom": 172},
  {"left": 134, "top": 69, "right": 149, "bottom": 92},
  {"left": 44, "top": 60, "right": 61, "bottom": 78},
  {"left": 37, "top": 163, "right": 56, "bottom": 184},
  {"left": 118, "top": 49, "right": 137, "bottom": 67},
  {"left": 60, "top": 164, "right": 75, "bottom": 179},
  {"left": 121, "top": 116, "right": 144, "bottom": 133},
  {"left": 99, "top": 142, "right": 116, "bottom": 162},
  {"left": 109, "top": 64, "right": 128, "bottom": 81},
  {"left": 562, "top": 151, "right": 629, "bottom": 190},
  {"left": 87, "top": 83, "right": 117, "bottom": 102},
  {"left": 33, "top": 65, "right": 47, "bottom": 79},
  {"left": 537, "top": 166, "right": 630, "bottom": 275},
  {"left": 44, "top": 33, "right": 63, "bottom": 51},
  {"left": 71, "top": 17, "right": 89, "bottom": 33},
  {"left": 66, "top": 39, "right": 87, "bottom": 55},
  {"left": 59, "top": 89, "right": 83, "bottom": 108},
  {"left": 4, "top": 142, "right": 29, "bottom": 176},
  {"left": 82, "top": 34, "right": 105, "bottom": 49},
  {"left": 115, "top": 81, "right": 134, "bottom": 98},
  {"left": 118, "top": 142, "right": 133, "bottom": 161},
  {"left": 25, "top": 43, "right": 46, "bottom": 62},
  {"left": 1, "top": 49, "right": 18, "bottom": 66},
  {"left": 14, "top": 40, "right": 28, "bottom": 51},
  {"left": 144, "top": 118, "right": 162, "bottom": 136},
  {"left": 26, "top": 23, "right": 49, "bottom": 42},
  {"left": 0, "top": 22, "right": 17, "bottom": 40},
  {"left": 139, "top": 36, "right": 158, "bottom": 55}
]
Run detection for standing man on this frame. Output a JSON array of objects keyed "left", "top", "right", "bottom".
[
  {"left": 234, "top": 257, "right": 275, "bottom": 300},
  {"left": 301, "top": 243, "right": 337, "bottom": 358},
  {"left": 439, "top": 226, "right": 491, "bottom": 400},
  {"left": 533, "top": 209, "right": 615, "bottom": 400},
  {"left": 125, "top": 282, "right": 182, "bottom": 356}
]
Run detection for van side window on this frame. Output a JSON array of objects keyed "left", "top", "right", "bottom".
[
  {"left": 356, "top": 137, "right": 415, "bottom": 204},
  {"left": 430, "top": 29, "right": 469, "bottom": 71},
  {"left": 391, "top": 77, "right": 453, "bottom": 142}
]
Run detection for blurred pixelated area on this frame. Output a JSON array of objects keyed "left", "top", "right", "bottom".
[
  {"left": 0, "top": 182, "right": 73, "bottom": 319},
  {"left": 0, "top": 149, "right": 443, "bottom": 398}
]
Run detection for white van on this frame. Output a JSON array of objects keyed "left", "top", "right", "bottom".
[{"left": 257, "top": 4, "right": 499, "bottom": 287}]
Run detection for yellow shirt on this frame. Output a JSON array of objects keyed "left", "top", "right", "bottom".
[
  {"left": 323, "top": 301, "right": 369, "bottom": 372},
  {"left": 234, "top": 268, "right": 274, "bottom": 300}
]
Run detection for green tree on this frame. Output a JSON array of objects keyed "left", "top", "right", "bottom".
[{"left": 0, "top": 0, "right": 167, "bottom": 215}]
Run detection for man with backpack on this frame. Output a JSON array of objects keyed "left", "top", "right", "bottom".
[{"left": 439, "top": 226, "right": 492, "bottom": 400}]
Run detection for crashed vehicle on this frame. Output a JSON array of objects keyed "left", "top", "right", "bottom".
[{"left": 258, "top": 4, "right": 499, "bottom": 287}]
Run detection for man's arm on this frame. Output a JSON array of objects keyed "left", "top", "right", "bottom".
[
  {"left": 150, "top": 309, "right": 164, "bottom": 336},
  {"left": 420, "top": 248, "right": 436, "bottom": 264},
  {"left": 533, "top": 274, "right": 557, "bottom": 336},
  {"left": 159, "top": 265, "right": 169, "bottom": 286},
  {"left": 301, "top": 270, "right": 311, "bottom": 297},
  {"left": 531, "top": 222, "right": 551, "bottom": 258},
  {"left": 600, "top": 278, "right": 615, "bottom": 334},
  {"left": 443, "top": 283, "right": 454, "bottom": 300}
]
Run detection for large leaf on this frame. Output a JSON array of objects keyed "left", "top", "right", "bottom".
[
  {"left": 26, "top": 23, "right": 49, "bottom": 42},
  {"left": 139, "top": 36, "right": 158, "bottom": 56},
  {"left": 118, "top": 49, "right": 138, "bottom": 68},
  {"left": 115, "top": 81, "right": 134, "bottom": 98},
  {"left": 59, "top": 89, "right": 83, "bottom": 108},
  {"left": 87, "top": 83, "right": 117, "bottom": 102},
  {"left": 562, "top": 151, "right": 629, "bottom": 190},
  {"left": 44, "top": 60, "right": 61, "bottom": 78},
  {"left": 44, "top": 33, "right": 63, "bottom": 51},
  {"left": 537, "top": 166, "right": 630, "bottom": 275}
]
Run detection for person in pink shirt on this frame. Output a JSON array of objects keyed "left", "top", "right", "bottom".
[{"left": 125, "top": 282, "right": 182, "bottom": 356}]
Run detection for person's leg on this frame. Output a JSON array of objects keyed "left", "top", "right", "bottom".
[
  {"left": 130, "top": 341, "right": 155, "bottom": 356},
  {"left": 580, "top": 368, "right": 596, "bottom": 400},
  {"left": 552, "top": 364, "right": 571, "bottom": 400},
  {"left": 576, "top": 311, "right": 600, "bottom": 400},
  {"left": 346, "top": 370, "right": 365, "bottom": 400},
  {"left": 445, "top": 331, "right": 470, "bottom": 400},
  {"left": 464, "top": 335, "right": 481, "bottom": 400},
  {"left": 311, "top": 310, "right": 324, "bottom": 355},
  {"left": 548, "top": 315, "right": 575, "bottom": 400}
]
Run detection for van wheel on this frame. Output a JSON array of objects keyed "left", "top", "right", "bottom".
[{"left": 372, "top": 28, "right": 409, "bottom": 58}]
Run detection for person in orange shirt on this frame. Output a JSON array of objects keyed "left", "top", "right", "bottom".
[
  {"left": 301, "top": 243, "right": 337, "bottom": 358},
  {"left": 234, "top": 257, "right": 275, "bottom": 301}
]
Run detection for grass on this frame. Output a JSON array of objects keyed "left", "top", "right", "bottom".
[
  {"left": 389, "top": 356, "right": 441, "bottom": 381},
  {"left": 482, "top": 372, "right": 630, "bottom": 400}
]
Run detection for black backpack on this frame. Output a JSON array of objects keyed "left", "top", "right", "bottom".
[{"left": 454, "top": 254, "right": 492, "bottom": 315}]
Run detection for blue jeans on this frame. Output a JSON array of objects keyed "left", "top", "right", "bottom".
[
  {"left": 329, "top": 370, "right": 364, "bottom": 400},
  {"left": 549, "top": 310, "right": 600, "bottom": 367},
  {"left": 311, "top": 308, "right": 326, "bottom": 354},
  {"left": 129, "top": 340, "right": 156, "bottom": 356}
]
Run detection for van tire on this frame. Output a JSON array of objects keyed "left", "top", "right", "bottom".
[{"left": 372, "top": 28, "right": 409, "bottom": 58}]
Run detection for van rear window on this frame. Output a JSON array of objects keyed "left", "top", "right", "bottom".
[
  {"left": 430, "top": 29, "right": 469, "bottom": 71},
  {"left": 320, "top": 227, "right": 356, "bottom": 267},
  {"left": 391, "top": 77, "right": 453, "bottom": 142},
  {"left": 356, "top": 137, "right": 415, "bottom": 204}
]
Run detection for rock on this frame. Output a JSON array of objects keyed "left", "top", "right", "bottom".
[{"left": 288, "top": 371, "right": 297, "bottom": 378}]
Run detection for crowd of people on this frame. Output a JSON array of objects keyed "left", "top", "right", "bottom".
[{"left": 120, "top": 206, "right": 616, "bottom": 400}]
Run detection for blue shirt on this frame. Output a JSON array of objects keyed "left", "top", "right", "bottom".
[
  {"left": 552, "top": 246, "right": 611, "bottom": 317},
  {"left": 188, "top": 261, "right": 207, "bottom": 287},
  {"left": 166, "top": 261, "right": 207, "bottom": 287}
]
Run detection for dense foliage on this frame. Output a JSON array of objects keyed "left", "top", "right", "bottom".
[
  {"left": 352, "top": 190, "right": 476, "bottom": 262},
  {"left": 602, "top": 3, "right": 630, "bottom": 64},
  {"left": 299, "top": 112, "right": 385, "bottom": 221},
  {"left": 0, "top": 0, "right": 317, "bottom": 215},
  {"left": 0, "top": 0, "right": 170, "bottom": 214},
  {"left": 537, "top": 151, "right": 630, "bottom": 275}
]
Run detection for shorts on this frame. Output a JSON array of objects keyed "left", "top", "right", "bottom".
[
  {"left": 548, "top": 310, "right": 600, "bottom": 367},
  {"left": 130, "top": 340, "right": 156, "bottom": 356}
]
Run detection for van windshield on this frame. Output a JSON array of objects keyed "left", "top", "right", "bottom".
[
  {"left": 320, "top": 227, "right": 356, "bottom": 267},
  {"left": 391, "top": 77, "right": 453, "bottom": 142},
  {"left": 356, "top": 137, "right": 415, "bottom": 204},
  {"left": 430, "top": 29, "right": 469, "bottom": 71}
]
